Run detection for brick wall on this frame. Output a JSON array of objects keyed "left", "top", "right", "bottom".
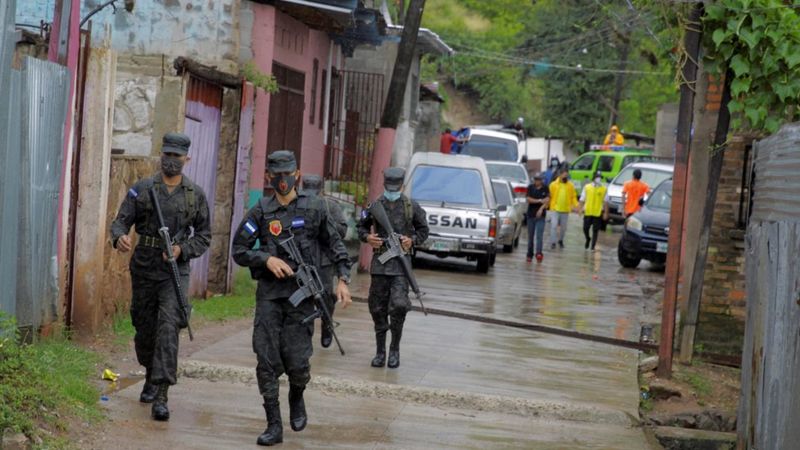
[{"left": 695, "top": 136, "right": 750, "bottom": 354}]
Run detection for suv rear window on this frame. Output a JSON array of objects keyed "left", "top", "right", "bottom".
[
  {"left": 410, "top": 166, "right": 485, "bottom": 207},
  {"left": 492, "top": 181, "right": 513, "bottom": 205},
  {"left": 486, "top": 163, "right": 527, "bottom": 182},
  {"left": 461, "top": 136, "right": 517, "bottom": 162},
  {"left": 612, "top": 166, "right": 673, "bottom": 187}
]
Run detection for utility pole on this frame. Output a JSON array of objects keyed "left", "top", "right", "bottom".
[
  {"left": 360, "top": 0, "right": 425, "bottom": 271},
  {"left": 657, "top": 2, "right": 703, "bottom": 378},
  {"left": 679, "top": 69, "right": 733, "bottom": 363},
  {"left": 398, "top": 0, "right": 406, "bottom": 26},
  {"left": 609, "top": 30, "right": 630, "bottom": 128}
]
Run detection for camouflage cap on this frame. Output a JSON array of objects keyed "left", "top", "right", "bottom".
[
  {"left": 302, "top": 174, "right": 323, "bottom": 195},
  {"left": 162, "top": 132, "right": 191, "bottom": 155},
  {"left": 267, "top": 150, "right": 297, "bottom": 173},
  {"left": 383, "top": 167, "right": 405, "bottom": 191}
]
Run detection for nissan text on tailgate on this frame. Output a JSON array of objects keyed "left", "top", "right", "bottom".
[{"left": 404, "top": 152, "right": 499, "bottom": 273}]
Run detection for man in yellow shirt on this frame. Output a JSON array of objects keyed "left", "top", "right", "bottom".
[
  {"left": 548, "top": 168, "right": 579, "bottom": 249},
  {"left": 580, "top": 171, "right": 609, "bottom": 251},
  {"left": 603, "top": 125, "right": 625, "bottom": 146}
]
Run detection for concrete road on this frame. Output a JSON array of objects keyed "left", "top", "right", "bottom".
[{"left": 85, "top": 217, "right": 665, "bottom": 449}]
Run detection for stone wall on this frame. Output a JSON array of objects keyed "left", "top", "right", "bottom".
[{"left": 695, "top": 137, "right": 749, "bottom": 354}]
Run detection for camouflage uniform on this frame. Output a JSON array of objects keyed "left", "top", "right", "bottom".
[
  {"left": 232, "top": 151, "right": 351, "bottom": 445},
  {"left": 110, "top": 133, "right": 211, "bottom": 420},
  {"left": 357, "top": 167, "right": 428, "bottom": 368}
]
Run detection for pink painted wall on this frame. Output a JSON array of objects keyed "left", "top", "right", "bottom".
[{"left": 249, "top": 5, "right": 334, "bottom": 194}]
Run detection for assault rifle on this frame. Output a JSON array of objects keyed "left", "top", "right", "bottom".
[
  {"left": 279, "top": 233, "right": 345, "bottom": 355},
  {"left": 369, "top": 201, "right": 427, "bottom": 315},
  {"left": 149, "top": 187, "right": 194, "bottom": 341}
]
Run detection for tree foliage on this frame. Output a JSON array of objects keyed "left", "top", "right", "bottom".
[
  {"left": 702, "top": 0, "right": 800, "bottom": 133},
  {"left": 421, "top": 0, "right": 679, "bottom": 139}
]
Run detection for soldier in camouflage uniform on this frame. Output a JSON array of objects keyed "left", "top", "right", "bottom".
[
  {"left": 110, "top": 132, "right": 211, "bottom": 422},
  {"left": 301, "top": 175, "right": 349, "bottom": 349},
  {"left": 357, "top": 167, "right": 428, "bottom": 369},
  {"left": 232, "top": 151, "right": 352, "bottom": 446}
]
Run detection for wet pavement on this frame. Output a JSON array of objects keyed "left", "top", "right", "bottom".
[{"left": 85, "top": 215, "right": 665, "bottom": 449}]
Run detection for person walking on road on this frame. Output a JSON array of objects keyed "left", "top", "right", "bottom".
[
  {"left": 621, "top": 168, "right": 650, "bottom": 218},
  {"left": 110, "top": 132, "right": 211, "bottom": 422},
  {"left": 548, "top": 168, "right": 579, "bottom": 249},
  {"left": 580, "top": 171, "right": 609, "bottom": 251},
  {"left": 357, "top": 168, "right": 429, "bottom": 370},
  {"left": 525, "top": 173, "right": 549, "bottom": 263},
  {"left": 542, "top": 157, "right": 560, "bottom": 186},
  {"left": 301, "top": 175, "right": 349, "bottom": 349},
  {"left": 232, "top": 151, "right": 353, "bottom": 446}
]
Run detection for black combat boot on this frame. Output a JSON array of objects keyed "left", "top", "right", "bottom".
[
  {"left": 139, "top": 368, "right": 158, "bottom": 403},
  {"left": 370, "top": 331, "right": 387, "bottom": 367},
  {"left": 387, "top": 327, "right": 403, "bottom": 369},
  {"left": 257, "top": 397, "right": 283, "bottom": 446},
  {"left": 151, "top": 384, "right": 170, "bottom": 421},
  {"left": 288, "top": 384, "right": 307, "bottom": 432},
  {"left": 320, "top": 324, "right": 332, "bottom": 348}
]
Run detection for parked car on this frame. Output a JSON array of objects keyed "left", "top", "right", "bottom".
[
  {"left": 486, "top": 161, "right": 530, "bottom": 203},
  {"left": 570, "top": 150, "right": 654, "bottom": 193},
  {"left": 404, "top": 152, "right": 499, "bottom": 273},
  {"left": 606, "top": 162, "right": 674, "bottom": 222},
  {"left": 491, "top": 179, "right": 524, "bottom": 253},
  {"left": 618, "top": 179, "right": 672, "bottom": 269},
  {"left": 459, "top": 128, "right": 527, "bottom": 164}
]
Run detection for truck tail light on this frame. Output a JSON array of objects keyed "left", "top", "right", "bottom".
[
  {"left": 489, "top": 217, "right": 497, "bottom": 237},
  {"left": 513, "top": 186, "right": 527, "bottom": 197}
]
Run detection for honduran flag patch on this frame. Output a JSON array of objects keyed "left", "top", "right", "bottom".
[
  {"left": 243, "top": 220, "right": 258, "bottom": 235},
  {"left": 128, "top": 188, "right": 138, "bottom": 198},
  {"left": 291, "top": 217, "right": 305, "bottom": 229}
]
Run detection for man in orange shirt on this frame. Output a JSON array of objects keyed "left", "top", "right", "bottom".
[{"left": 621, "top": 169, "right": 650, "bottom": 217}]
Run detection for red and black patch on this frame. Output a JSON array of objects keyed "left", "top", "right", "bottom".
[{"left": 269, "top": 220, "right": 282, "bottom": 236}]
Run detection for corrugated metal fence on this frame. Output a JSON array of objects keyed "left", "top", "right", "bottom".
[
  {"left": 0, "top": 0, "right": 71, "bottom": 330},
  {"left": 739, "top": 122, "right": 800, "bottom": 450}
]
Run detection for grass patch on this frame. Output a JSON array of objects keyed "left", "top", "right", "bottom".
[
  {"left": 679, "top": 371, "right": 713, "bottom": 397},
  {"left": 191, "top": 269, "right": 256, "bottom": 323},
  {"left": 0, "top": 314, "right": 101, "bottom": 447}
]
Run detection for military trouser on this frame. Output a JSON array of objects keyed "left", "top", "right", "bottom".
[
  {"left": 252, "top": 283, "right": 315, "bottom": 399},
  {"left": 319, "top": 264, "right": 336, "bottom": 318},
  {"left": 130, "top": 274, "right": 189, "bottom": 386},
  {"left": 368, "top": 275, "right": 410, "bottom": 349}
]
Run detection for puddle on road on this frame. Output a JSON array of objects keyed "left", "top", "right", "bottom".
[{"left": 103, "top": 375, "right": 144, "bottom": 396}]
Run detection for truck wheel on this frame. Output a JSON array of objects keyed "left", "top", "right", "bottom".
[
  {"left": 490, "top": 252, "right": 496, "bottom": 266},
  {"left": 476, "top": 255, "right": 490, "bottom": 273},
  {"left": 617, "top": 241, "right": 641, "bottom": 269},
  {"left": 513, "top": 235, "right": 520, "bottom": 248},
  {"left": 503, "top": 244, "right": 513, "bottom": 253}
]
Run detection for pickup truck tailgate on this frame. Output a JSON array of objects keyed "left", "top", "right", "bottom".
[{"left": 416, "top": 203, "right": 496, "bottom": 255}]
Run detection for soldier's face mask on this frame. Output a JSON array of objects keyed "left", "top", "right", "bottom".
[
  {"left": 161, "top": 154, "right": 185, "bottom": 177},
  {"left": 270, "top": 171, "right": 297, "bottom": 196},
  {"left": 383, "top": 187, "right": 402, "bottom": 202}
]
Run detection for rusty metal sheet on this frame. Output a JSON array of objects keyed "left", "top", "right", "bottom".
[
  {"left": 183, "top": 77, "right": 223, "bottom": 298},
  {"left": 751, "top": 123, "right": 800, "bottom": 223},
  {"left": 15, "top": 56, "right": 71, "bottom": 330},
  {"left": 227, "top": 83, "right": 254, "bottom": 290}
]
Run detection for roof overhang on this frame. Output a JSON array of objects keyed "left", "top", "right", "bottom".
[
  {"left": 269, "top": 0, "right": 358, "bottom": 31},
  {"left": 386, "top": 25, "right": 454, "bottom": 56}
]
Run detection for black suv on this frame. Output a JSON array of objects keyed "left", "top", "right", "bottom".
[{"left": 618, "top": 179, "right": 672, "bottom": 269}]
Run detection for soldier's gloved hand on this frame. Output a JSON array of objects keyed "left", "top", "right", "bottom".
[
  {"left": 116, "top": 235, "right": 132, "bottom": 253},
  {"left": 400, "top": 235, "right": 413, "bottom": 252},
  {"left": 336, "top": 280, "right": 352, "bottom": 308},
  {"left": 162, "top": 245, "right": 181, "bottom": 262},
  {"left": 366, "top": 233, "right": 383, "bottom": 249},
  {"left": 266, "top": 256, "right": 294, "bottom": 279}
]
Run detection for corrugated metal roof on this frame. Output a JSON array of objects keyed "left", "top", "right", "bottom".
[{"left": 751, "top": 122, "right": 800, "bottom": 223}]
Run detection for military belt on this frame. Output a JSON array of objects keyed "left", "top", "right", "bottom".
[{"left": 138, "top": 234, "right": 164, "bottom": 249}]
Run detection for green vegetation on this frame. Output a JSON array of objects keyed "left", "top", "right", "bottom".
[
  {"left": 421, "top": 0, "right": 680, "bottom": 140},
  {"left": 192, "top": 269, "right": 256, "bottom": 322},
  {"left": 702, "top": 0, "right": 800, "bottom": 133},
  {"left": 677, "top": 370, "right": 713, "bottom": 397},
  {"left": 242, "top": 61, "right": 279, "bottom": 94},
  {"left": 0, "top": 314, "right": 101, "bottom": 447}
]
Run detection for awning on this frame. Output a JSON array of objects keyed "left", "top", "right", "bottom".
[
  {"left": 385, "top": 25, "right": 454, "bottom": 56},
  {"left": 272, "top": 0, "right": 358, "bottom": 31}
]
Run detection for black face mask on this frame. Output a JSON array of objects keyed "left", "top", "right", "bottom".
[
  {"left": 161, "top": 155, "right": 184, "bottom": 177},
  {"left": 271, "top": 174, "right": 296, "bottom": 196}
]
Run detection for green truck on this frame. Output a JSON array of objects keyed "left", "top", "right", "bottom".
[{"left": 569, "top": 147, "right": 655, "bottom": 191}]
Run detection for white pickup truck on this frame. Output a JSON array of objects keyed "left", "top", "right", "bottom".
[{"left": 403, "top": 152, "right": 500, "bottom": 273}]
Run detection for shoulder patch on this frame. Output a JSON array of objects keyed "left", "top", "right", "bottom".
[
  {"left": 128, "top": 188, "right": 139, "bottom": 199},
  {"left": 243, "top": 219, "right": 258, "bottom": 235}
]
